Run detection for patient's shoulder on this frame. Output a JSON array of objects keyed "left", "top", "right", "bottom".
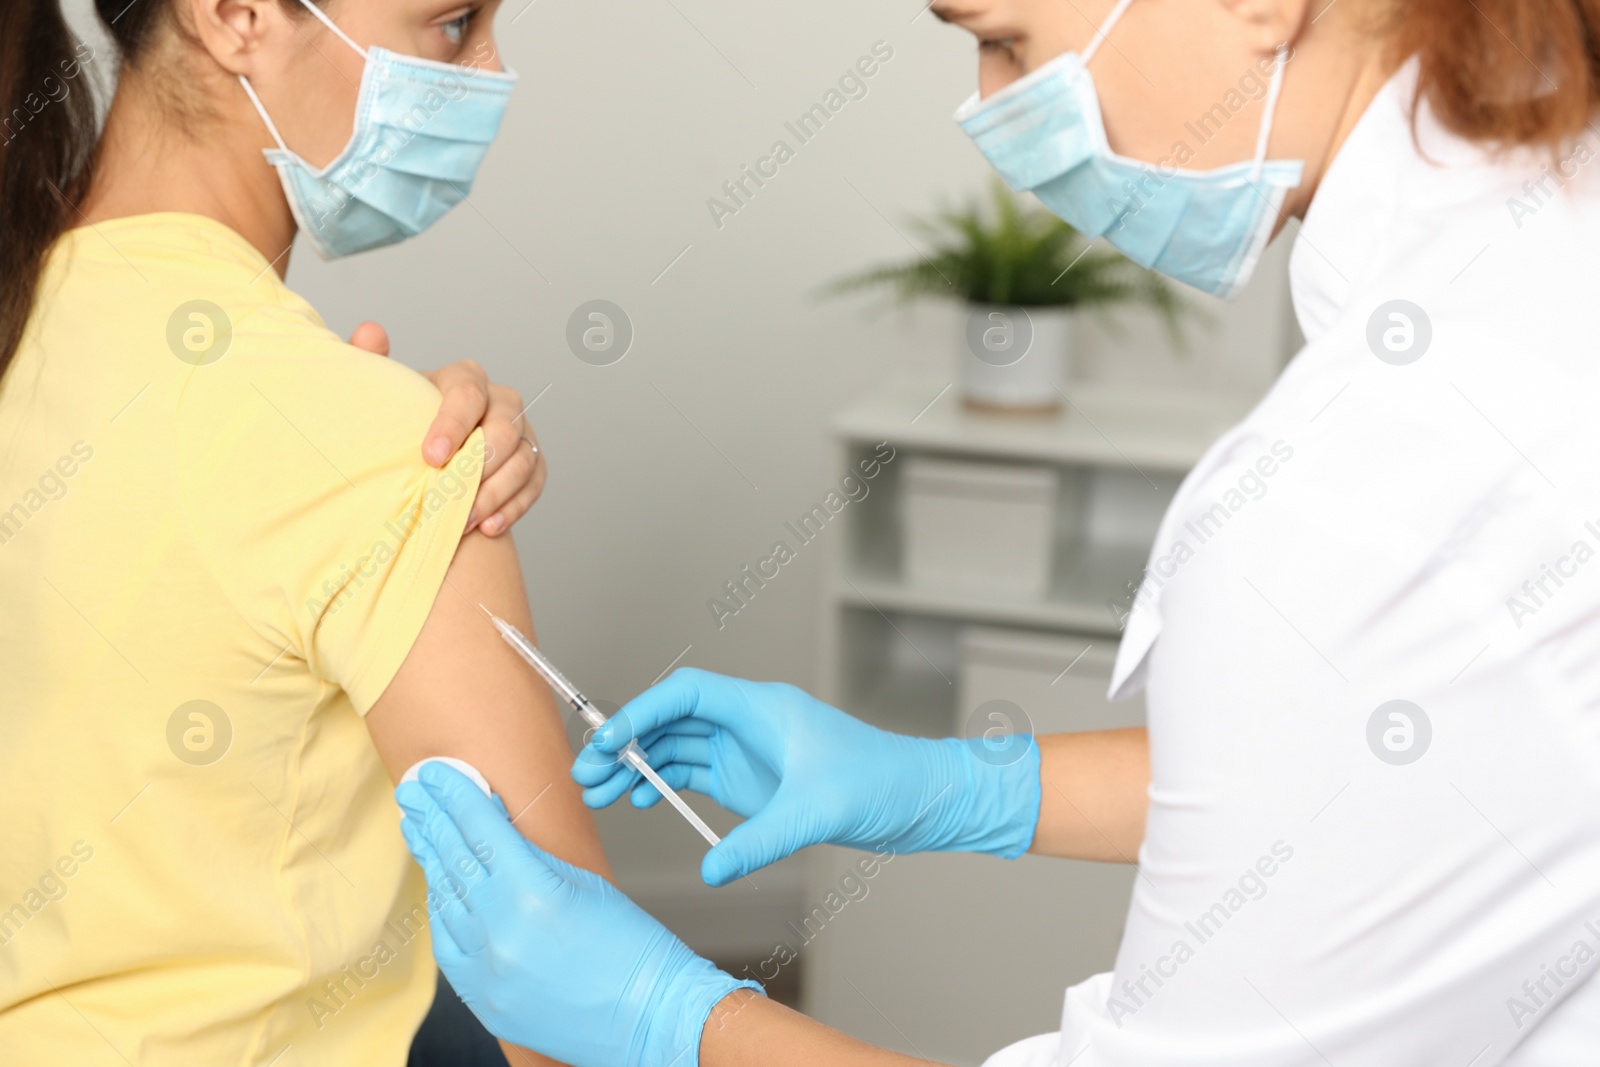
[
  {"left": 170, "top": 290, "right": 484, "bottom": 676},
  {"left": 176, "top": 289, "right": 445, "bottom": 447}
]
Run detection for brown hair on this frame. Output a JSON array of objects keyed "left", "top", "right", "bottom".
[
  {"left": 1390, "top": 0, "right": 1600, "bottom": 150},
  {"left": 0, "top": 0, "right": 103, "bottom": 384},
  {"left": 0, "top": 0, "right": 305, "bottom": 384}
]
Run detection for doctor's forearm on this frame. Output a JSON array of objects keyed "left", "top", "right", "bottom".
[
  {"left": 1028, "top": 728, "right": 1149, "bottom": 863},
  {"left": 699, "top": 990, "right": 953, "bottom": 1067}
]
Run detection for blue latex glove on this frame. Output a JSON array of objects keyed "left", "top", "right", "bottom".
[
  {"left": 572, "top": 668, "right": 1042, "bottom": 887},
  {"left": 395, "top": 762, "right": 763, "bottom": 1067}
]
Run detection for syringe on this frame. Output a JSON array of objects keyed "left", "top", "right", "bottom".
[{"left": 479, "top": 606, "right": 722, "bottom": 848}]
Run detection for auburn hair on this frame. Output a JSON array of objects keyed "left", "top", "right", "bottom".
[{"left": 1389, "top": 0, "right": 1600, "bottom": 149}]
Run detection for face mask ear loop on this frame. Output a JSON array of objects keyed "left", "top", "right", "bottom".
[
  {"left": 1249, "top": 43, "right": 1289, "bottom": 181},
  {"left": 237, "top": 75, "right": 293, "bottom": 155},
  {"left": 1082, "top": 0, "right": 1138, "bottom": 66},
  {"left": 239, "top": 1, "right": 367, "bottom": 161},
  {"left": 293, "top": 0, "right": 369, "bottom": 60}
]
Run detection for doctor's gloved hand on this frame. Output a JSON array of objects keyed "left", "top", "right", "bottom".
[
  {"left": 395, "top": 763, "right": 763, "bottom": 1067},
  {"left": 573, "top": 668, "right": 1043, "bottom": 887}
]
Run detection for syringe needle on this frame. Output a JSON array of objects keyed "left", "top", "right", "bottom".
[{"left": 481, "top": 605, "right": 722, "bottom": 848}]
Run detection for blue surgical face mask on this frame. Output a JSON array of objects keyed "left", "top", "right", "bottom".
[
  {"left": 955, "top": 0, "right": 1302, "bottom": 299},
  {"left": 239, "top": 0, "right": 517, "bottom": 259}
]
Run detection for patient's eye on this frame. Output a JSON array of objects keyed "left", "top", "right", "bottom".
[{"left": 441, "top": 8, "right": 475, "bottom": 46}]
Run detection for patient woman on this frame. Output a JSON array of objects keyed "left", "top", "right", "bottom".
[{"left": 0, "top": 0, "right": 604, "bottom": 1063}]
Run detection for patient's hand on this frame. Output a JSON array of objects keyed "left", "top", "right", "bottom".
[{"left": 347, "top": 321, "right": 546, "bottom": 538}]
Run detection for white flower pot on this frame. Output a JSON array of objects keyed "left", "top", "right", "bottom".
[{"left": 958, "top": 304, "right": 1072, "bottom": 413}]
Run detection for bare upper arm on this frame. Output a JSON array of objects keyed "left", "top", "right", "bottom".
[
  {"left": 367, "top": 529, "right": 611, "bottom": 1066},
  {"left": 366, "top": 527, "right": 612, "bottom": 881}
]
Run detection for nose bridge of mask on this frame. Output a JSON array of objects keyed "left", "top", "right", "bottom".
[{"left": 956, "top": 59, "right": 1103, "bottom": 192}]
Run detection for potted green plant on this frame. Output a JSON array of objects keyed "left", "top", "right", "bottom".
[{"left": 830, "top": 181, "right": 1188, "bottom": 412}]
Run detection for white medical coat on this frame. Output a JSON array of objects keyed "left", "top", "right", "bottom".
[{"left": 987, "top": 58, "right": 1600, "bottom": 1067}]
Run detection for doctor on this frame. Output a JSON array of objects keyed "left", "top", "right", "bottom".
[{"left": 398, "top": 0, "right": 1600, "bottom": 1063}]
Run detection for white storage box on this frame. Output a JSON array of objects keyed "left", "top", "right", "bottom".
[
  {"left": 957, "top": 625, "right": 1143, "bottom": 739},
  {"left": 901, "top": 456, "right": 1057, "bottom": 598}
]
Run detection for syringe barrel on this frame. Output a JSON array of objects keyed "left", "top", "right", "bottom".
[
  {"left": 576, "top": 701, "right": 608, "bottom": 732},
  {"left": 493, "top": 617, "right": 585, "bottom": 706}
]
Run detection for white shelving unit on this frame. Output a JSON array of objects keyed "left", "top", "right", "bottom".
[{"left": 802, "top": 380, "right": 1250, "bottom": 1066}]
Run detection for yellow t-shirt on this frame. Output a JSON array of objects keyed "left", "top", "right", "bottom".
[{"left": 0, "top": 214, "right": 485, "bottom": 1065}]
